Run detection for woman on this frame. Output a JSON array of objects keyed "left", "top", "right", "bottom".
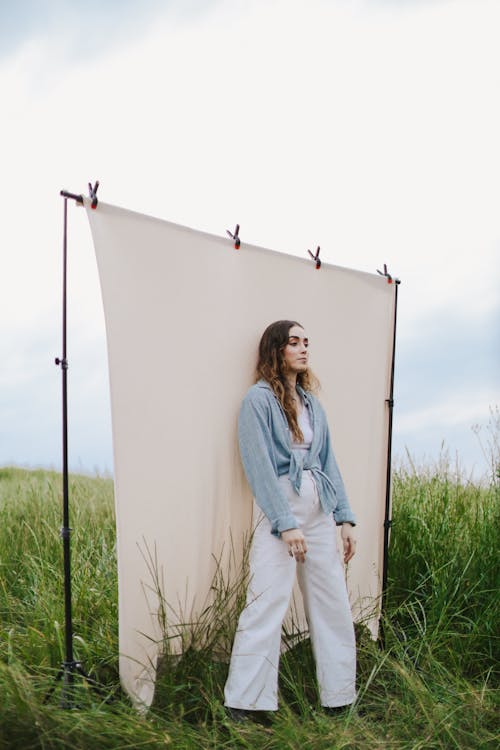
[{"left": 224, "top": 320, "right": 357, "bottom": 720}]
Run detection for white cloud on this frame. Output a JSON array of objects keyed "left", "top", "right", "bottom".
[
  {"left": 397, "top": 388, "right": 499, "bottom": 434},
  {"left": 1, "top": 0, "right": 499, "bottom": 471}
]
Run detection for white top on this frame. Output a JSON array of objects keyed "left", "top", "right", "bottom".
[{"left": 291, "top": 401, "right": 314, "bottom": 450}]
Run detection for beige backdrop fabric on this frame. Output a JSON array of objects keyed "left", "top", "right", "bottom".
[{"left": 85, "top": 200, "right": 396, "bottom": 708}]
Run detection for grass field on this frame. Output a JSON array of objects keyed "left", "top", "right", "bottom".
[{"left": 0, "top": 456, "right": 498, "bottom": 749}]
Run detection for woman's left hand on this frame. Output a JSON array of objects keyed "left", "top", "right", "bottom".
[{"left": 341, "top": 524, "right": 357, "bottom": 563}]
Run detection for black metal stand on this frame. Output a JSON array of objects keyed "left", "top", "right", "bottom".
[
  {"left": 45, "top": 189, "right": 106, "bottom": 707},
  {"left": 379, "top": 275, "right": 400, "bottom": 645}
]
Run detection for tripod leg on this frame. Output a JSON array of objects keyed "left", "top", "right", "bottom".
[
  {"left": 59, "top": 664, "right": 77, "bottom": 710},
  {"left": 75, "top": 663, "right": 114, "bottom": 702},
  {"left": 43, "top": 666, "right": 65, "bottom": 704}
]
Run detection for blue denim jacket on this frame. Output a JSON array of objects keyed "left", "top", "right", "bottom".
[{"left": 238, "top": 379, "right": 356, "bottom": 536}]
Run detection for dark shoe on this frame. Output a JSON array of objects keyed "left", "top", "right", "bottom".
[
  {"left": 225, "top": 706, "right": 252, "bottom": 723},
  {"left": 251, "top": 710, "right": 275, "bottom": 727},
  {"left": 322, "top": 704, "right": 351, "bottom": 717}
]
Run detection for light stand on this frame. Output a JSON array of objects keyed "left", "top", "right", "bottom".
[
  {"left": 45, "top": 185, "right": 105, "bottom": 708},
  {"left": 379, "top": 272, "right": 400, "bottom": 646}
]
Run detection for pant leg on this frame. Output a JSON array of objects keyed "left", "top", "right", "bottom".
[
  {"left": 224, "top": 505, "right": 297, "bottom": 711},
  {"left": 295, "top": 474, "right": 357, "bottom": 707}
]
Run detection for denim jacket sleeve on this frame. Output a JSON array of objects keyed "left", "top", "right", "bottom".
[
  {"left": 316, "top": 400, "right": 356, "bottom": 526},
  {"left": 238, "top": 390, "right": 299, "bottom": 536}
]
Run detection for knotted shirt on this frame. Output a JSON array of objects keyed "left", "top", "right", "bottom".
[{"left": 238, "top": 379, "right": 356, "bottom": 536}]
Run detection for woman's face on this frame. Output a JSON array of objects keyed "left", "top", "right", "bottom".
[{"left": 282, "top": 325, "right": 309, "bottom": 374}]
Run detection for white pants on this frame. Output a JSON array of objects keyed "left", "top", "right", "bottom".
[{"left": 224, "top": 472, "right": 356, "bottom": 710}]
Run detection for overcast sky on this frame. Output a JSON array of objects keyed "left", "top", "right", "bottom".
[{"left": 1, "top": 0, "right": 498, "bottom": 480}]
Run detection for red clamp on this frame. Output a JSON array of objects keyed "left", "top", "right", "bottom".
[
  {"left": 377, "top": 263, "right": 397, "bottom": 284},
  {"left": 88, "top": 180, "right": 99, "bottom": 209},
  {"left": 226, "top": 224, "right": 241, "bottom": 249},
  {"left": 307, "top": 246, "right": 321, "bottom": 269}
]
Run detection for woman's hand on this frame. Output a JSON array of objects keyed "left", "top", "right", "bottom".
[
  {"left": 281, "top": 528, "right": 307, "bottom": 563},
  {"left": 341, "top": 523, "right": 357, "bottom": 564}
]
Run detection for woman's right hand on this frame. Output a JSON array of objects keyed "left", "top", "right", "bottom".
[{"left": 281, "top": 528, "right": 307, "bottom": 563}]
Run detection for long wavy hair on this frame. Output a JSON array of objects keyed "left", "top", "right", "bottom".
[{"left": 256, "top": 320, "right": 319, "bottom": 441}]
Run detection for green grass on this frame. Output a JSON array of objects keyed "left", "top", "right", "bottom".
[{"left": 0, "top": 462, "right": 498, "bottom": 749}]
